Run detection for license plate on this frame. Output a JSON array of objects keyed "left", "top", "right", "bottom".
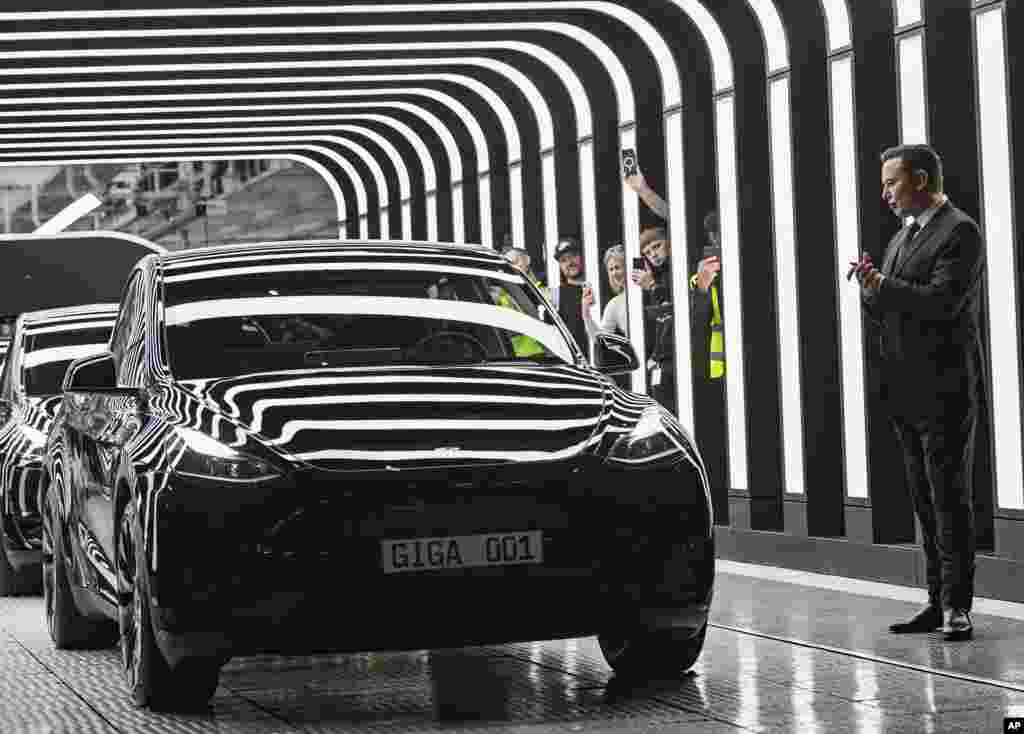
[{"left": 381, "top": 530, "right": 544, "bottom": 574}]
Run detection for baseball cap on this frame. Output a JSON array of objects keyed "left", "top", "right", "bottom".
[{"left": 553, "top": 236, "right": 582, "bottom": 260}]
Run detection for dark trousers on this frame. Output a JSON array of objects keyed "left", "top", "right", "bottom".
[
  {"left": 890, "top": 407, "right": 978, "bottom": 612},
  {"left": 695, "top": 376, "right": 728, "bottom": 525}
]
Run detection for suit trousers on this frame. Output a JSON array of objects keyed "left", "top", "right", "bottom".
[{"left": 890, "top": 406, "right": 978, "bottom": 612}]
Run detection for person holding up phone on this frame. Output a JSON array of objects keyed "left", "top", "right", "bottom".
[
  {"left": 628, "top": 226, "right": 678, "bottom": 414},
  {"left": 581, "top": 244, "right": 628, "bottom": 340},
  {"left": 622, "top": 149, "right": 670, "bottom": 222},
  {"left": 688, "top": 211, "right": 729, "bottom": 523},
  {"left": 690, "top": 211, "right": 725, "bottom": 379}
]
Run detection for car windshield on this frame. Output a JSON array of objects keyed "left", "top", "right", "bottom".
[
  {"left": 163, "top": 266, "right": 573, "bottom": 381},
  {"left": 22, "top": 325, "right": 112, "bottom": 397}
]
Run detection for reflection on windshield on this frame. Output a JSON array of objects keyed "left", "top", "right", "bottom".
[
  {"left": 164, "top": 270, "right": 571, "bottom": 381},
  {"left": 24, "top": 360, "right": 74, "bottom": 397}
]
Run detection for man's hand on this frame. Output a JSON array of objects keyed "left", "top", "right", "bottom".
[
  {"left": 624, "top": 172, "right": 648, "bottom": 194},
  {"left": 631, "top": 265, "right": 656, "bottom": 290},
  {"left": 696, "top": 256, "right": 720, "bottom": 291},
  {"left": 861, "top": 267, "right": 885, "bottom": 290}
]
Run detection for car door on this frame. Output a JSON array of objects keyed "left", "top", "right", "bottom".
[{"left": 71, "top": 274, "right": 144, "bottom": 602}]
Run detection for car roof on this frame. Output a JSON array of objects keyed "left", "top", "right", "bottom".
[
  {"left": 21, "top": 302, "right": 121, "bottom": 326},
  {"left": 158, "top": 239, "right": 506, "bottom": 268}
]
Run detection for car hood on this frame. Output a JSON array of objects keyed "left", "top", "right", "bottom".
[{"left": 174, "top": 364, "right": 646, "bottom": 472}]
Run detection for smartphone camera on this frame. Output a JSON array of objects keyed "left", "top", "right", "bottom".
[
  {"left": 621, "top": 148, "right": 639, "bottom": 178},
  {"left": 632, "top": 256, "right": 646, "bottom": 270}
]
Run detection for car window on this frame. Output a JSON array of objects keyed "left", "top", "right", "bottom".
[
  {"left": 110, "top": 272, "right": 147, "bottom": 387},
  {"left": 162, "top": 267, "right": 574, "bottom": 380},
  {"left": 22, "top": 325, "right": 114, "bottom": 397}
]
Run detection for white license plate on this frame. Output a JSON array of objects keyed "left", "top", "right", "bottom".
[{"left": 381, "top": 531, "right": 544, "bottom": 574}]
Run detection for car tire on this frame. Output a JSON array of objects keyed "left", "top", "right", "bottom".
[
  {"left": 119, "top": 505, "right": 221, "bottom": 711},
  {"left": 43, "top": 490, "right": 117, "bottom": 649},
  {"left": 598, "top": 621, "right": 707, "bottom": 678}
]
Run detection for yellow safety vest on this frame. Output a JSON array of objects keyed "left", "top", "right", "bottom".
[
  {"left": 689, "top": 273, "right": 726, "bottom": 379},
  {"left": 496, "top": 283, "right": 546, "bottom": 357}
]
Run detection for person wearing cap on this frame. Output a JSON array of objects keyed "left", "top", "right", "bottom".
[{"left": 548, "top": 236, "right": 590, "bottom": 360}]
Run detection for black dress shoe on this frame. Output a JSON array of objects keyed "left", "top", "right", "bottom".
[
  {"left": 941, "top": 609, "right": 973, "bottom": 641},
  {"left": 888, "top": 605, "right": 942, "bottom": 634}
]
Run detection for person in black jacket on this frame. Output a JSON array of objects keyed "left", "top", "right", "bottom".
[
  {"left": 631, "top": 226, "right": 676, "bottom": 413},
  {"left": 549, "top": 236, "right": 590, "bottom": 360},
  {"left": 856, "top": 144, "right": 986, "bottom": 641}
]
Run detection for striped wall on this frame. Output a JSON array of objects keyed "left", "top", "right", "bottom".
[{"left": 0, "top": 0, "right": 1022, "bottom": 566}]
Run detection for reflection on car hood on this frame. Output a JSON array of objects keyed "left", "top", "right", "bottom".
[{"left": 175, "top": 364, "right": 653, "bottom": 472}]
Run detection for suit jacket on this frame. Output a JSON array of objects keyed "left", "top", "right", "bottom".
[{"left": 861, "top": 201, "right": 986, "bottom": 419}]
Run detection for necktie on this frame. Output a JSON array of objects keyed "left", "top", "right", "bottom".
[{"left": 892, "top": 221, "right": 921, "bottom": 272}]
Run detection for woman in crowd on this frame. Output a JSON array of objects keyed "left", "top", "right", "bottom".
[{"left": 581, "top": 244, "right": 628, "bottom": 339}]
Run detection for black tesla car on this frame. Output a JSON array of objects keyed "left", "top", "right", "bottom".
[
  {"left": 0, "top": 304, "right": 118, "bottom": 595},
  {"left": 43, "top": 240, "right": 714, "bottom": 710}
]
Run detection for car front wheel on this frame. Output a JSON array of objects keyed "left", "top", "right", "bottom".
[
  {"left": 118, "top": 504, "right": 220, "bottom": 711},
  {"left": 42, "top": 488, "right": 117, "bottom": 649},
  {"left": 598, "top": 621, "right": 707, "bottom": 678}
]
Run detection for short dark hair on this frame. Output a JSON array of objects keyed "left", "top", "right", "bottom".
[
  {"left": 703, "top": 211, "right": 719, "bottom": 236},
  {"left": 880, "top": 144, "right": 944, "bottom": 193},
  {"left": 639, "top": 226, "right": 668, "bottom": 249}
]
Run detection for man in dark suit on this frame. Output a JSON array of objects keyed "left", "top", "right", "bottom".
[{"left": 855, "top": 144, "right": 986, "bottom": 641}]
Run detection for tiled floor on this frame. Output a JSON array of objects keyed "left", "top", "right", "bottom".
[{"left": 2, "top": 563, "right": 1023, "bottom": 733}]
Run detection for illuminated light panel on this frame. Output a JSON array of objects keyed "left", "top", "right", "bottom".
[
  {"left": 425, "top": 191, "right": 438, "bottom": 242},
  {"left": 577, "top": 139, "right": 599, "bottom": 302},
  {"left": 898, "top": 34, "right": 928, "bottom": 144},
  {"left": 478, "top": 172, "right": 493, "bottom": 249},
  {"left": 895, "top": 0, "right": 923, "bottom": 28},
  {"left": 829, "top": 56, "right": 869, "bottom": 500},
  {"left": 401, "top": 201, "right": 413, "bottom": 242},
  {"left": 0, "top": 21, "right": 637, "bottom": 124},
  {"left": 975, "top": 7, "right": 1024, "bottom": 510},
  {"left": 715, "top": 95, "right": 748, "bottom": 491},
  {"left": 745, "top": 0, "right": 789, "bottom": 73},
  {"left": 665, "top": 108, "right": 694, "bottom": 433},
  {"left": 541, "top": 151, "right": 558, "bottom": 271},
  {"left": 768, "top": 77, "right": 806, "bottom": 495},
  {"left": 509, "top": 162, "right": 525, "bottom": 254},
  {"left": 451, "top": 181, "right": 465, "bottom": 243},
  {"left": 0, "top": 154, "right": 346, "bottom": 237},
  {"left": 618, "top": 126, "right": 645, "bottom": 395},
  {"left": 819, "top": 0, "right": 852, "bottom": 52},
  {"left": 0, "top": 92, "right": 491, "bottom": 245}
]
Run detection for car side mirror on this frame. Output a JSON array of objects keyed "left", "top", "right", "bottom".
[
  {"left": 63, "top": 352, "right": 117, "bottom": 392},
  {"left": 592, "top": 332, "right": 639, "bottom": 375}
]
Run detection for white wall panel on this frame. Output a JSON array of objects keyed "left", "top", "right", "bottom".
[
  {"left": 715, "top": 95, "right": 749, "bottom": 492},
  {"left": 975, "top": 6, "right": 1024, "bottom": 511},
  {"left": 829, "top": 56, "right": 870, "bottom": 501},
  {"left": 898, "top": 34, "right": 928, "bottom": 144},
  {"left": 769, "top": 77, "right": 806, "bottom": 496}
]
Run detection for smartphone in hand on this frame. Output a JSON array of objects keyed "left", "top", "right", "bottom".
[{"left": 621, "top": 148, "right": 639, "bottom": 178}]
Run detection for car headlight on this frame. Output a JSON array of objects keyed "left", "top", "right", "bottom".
[
  {"left": 607, "top": 405, "right": 692, "bottom": 466},
  {"left": 173, "top": 427, "right": 281, "bottom": 483}
]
